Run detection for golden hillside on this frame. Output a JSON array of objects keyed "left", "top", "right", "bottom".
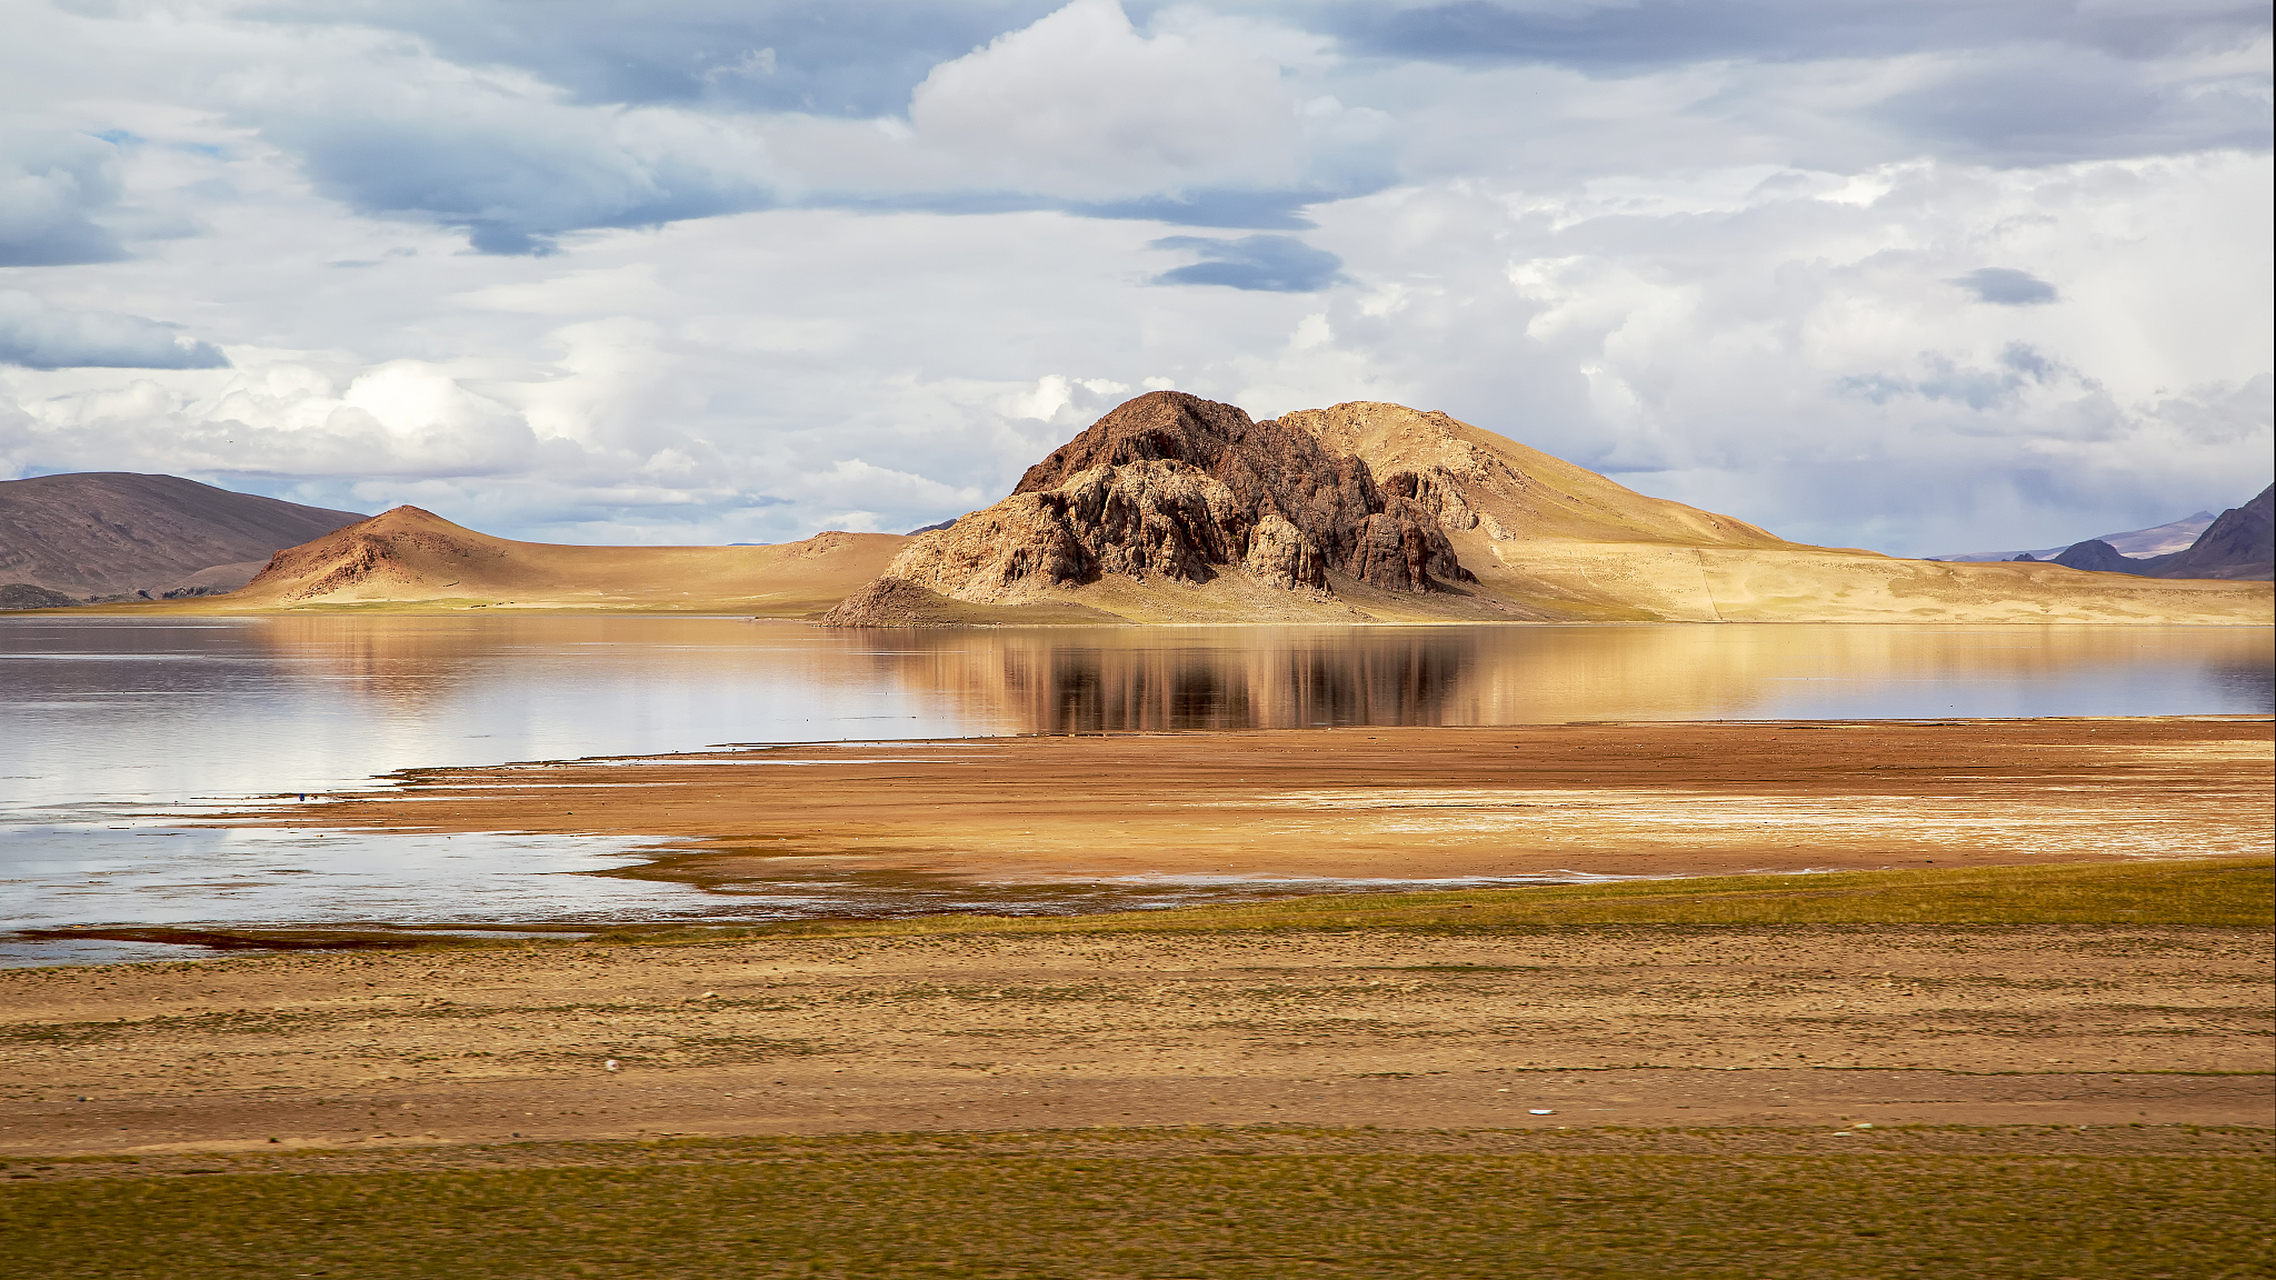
[{"left": 215, "top": 505, "right": 905, "bottom": 615}]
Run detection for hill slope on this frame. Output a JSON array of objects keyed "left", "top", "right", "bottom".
[
  {"left": 2147, "top": 485, "right": 2272, "bottom": 581},
  {"left": 827, "top": 396, "right": 2272, "bottom": 626},
  {"left": 0, "top": 473, "right": 365, "bottom": 599},
  {"left": 220, "top": 506, "right": 904, "bottom": 615}
]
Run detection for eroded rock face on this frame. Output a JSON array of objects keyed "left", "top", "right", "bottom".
[{"left": 884, "top": 391, "right": 1471, "bottom": 604}]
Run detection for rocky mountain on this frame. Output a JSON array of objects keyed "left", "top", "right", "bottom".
[
  {"left": 827, "top": 395, "right": 2272, "bottom": 627},
  {"left": 226, "top": 505, "right": 905, "bottom": 614},
  {"left": 831, "top": 393, "right": 1476, "bottom": 628},
  {"left": 0, "top": 472, "right": 366, "bottom": 603}
]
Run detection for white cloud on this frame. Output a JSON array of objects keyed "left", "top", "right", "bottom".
[{"left": 905, "top": 0, "right": 1307, "bottom": 198}]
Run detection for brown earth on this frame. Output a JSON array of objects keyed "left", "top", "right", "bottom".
[
  {"left": 236, "top": 717, "right": 2274, "bottom": 886},
  {"left": 2, "top": 923, "right": 2267, "bottom": 1159}
]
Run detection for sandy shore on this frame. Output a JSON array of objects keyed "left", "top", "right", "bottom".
[{"left": 237, "top": 716, "right": 2273, "bottom": 887}]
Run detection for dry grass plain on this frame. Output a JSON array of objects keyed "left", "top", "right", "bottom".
[{"left": 3, "top": 717, "right": 2270, "bottom": 1277}]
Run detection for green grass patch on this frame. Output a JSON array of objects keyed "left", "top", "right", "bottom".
[
  {"left": 612, "top": 857, "right": 2274, "bottom": 947},
  {"left": 4, "top": 1128, "right": 2267, "bottom": 1279}
]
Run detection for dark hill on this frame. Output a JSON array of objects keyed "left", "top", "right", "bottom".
[
  {"left": 2150, "top": 485, "right": 2272, "bottom": 581},
  {"left": 2051, "top": 539, "right": 2147, "bottom": 574},
  {"left": 0, "top": 473, "right": 367, "bottom": 600}
]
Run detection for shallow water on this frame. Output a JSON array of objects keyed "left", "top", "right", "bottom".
[{"left": 3, "top": 615, "right": 2268, "bottom": 964}]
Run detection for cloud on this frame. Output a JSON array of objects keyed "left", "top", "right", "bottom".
[
  {"left": 1342, "top": 0, "right": 2270, "bottom": 70},
  {"left": 1151, "top": 234, "right": 1347, "bottom": 291},
  {"left": 0, "top": 131, "right": 128, "bottom": 266},
  {"left": 0, "top": 292, "right": 229, "bottom": 369},
  {"left": 1838, "top": 343, "right": 2076, "bottom": 410},
  {"left": 1950, "top": 267, "right": 2059, "bottom": 306},
  {"left": 263, "top": 0, "right": 1065, "bottom": 117},
  {"left": 234, "top": 50, "right": 786, "bottom": 256}
]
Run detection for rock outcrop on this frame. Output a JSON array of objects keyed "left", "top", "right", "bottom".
[
  {"left": 826, "top": 392, "right": 1474, "bottom": 624},
  {"left": 0, "top": 582, "right": 80, "bottom": 610}
]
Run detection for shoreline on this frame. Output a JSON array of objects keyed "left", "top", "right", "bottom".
[{"left": 217, "top": 715, "right": 2275, "bottom": 893}]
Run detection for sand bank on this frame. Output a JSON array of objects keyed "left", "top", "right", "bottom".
[{"left": 235, "top": 717, "right": 2274, "bottom": 889}]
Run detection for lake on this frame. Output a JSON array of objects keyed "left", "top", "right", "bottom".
[{"left": 4, "top": 615, "right": 2269, "bottom": 964}]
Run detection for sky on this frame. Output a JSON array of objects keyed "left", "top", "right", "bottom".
[{"left": 1, "top": 0, "right": 2269, "bottom": 556}]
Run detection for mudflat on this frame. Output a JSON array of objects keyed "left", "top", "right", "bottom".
[
  {"left": 234, "top": 716, "right": 2275, "bottom": 886},
  {"left": 4, "top": 914, "right": 2270, "bottom": 1158}
]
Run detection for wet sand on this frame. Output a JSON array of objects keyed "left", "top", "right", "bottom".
[{"left": 241, "top": 716, "right": 2273, "bottom": 888}]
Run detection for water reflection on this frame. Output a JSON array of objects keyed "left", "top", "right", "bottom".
[
  {"left": 861, "top": 624, "right": 2274, "bottom": 733},
  {"left": 3, "top": 618, "right": 2268, "bottom": 822}
]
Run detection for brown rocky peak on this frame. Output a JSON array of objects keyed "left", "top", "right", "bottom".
[
  {"left": 826, "top": 393, "right": 1474, "bottom": 627},
  {"left": 1014, "top": 391, "right": 1258, "bottom": 488}
]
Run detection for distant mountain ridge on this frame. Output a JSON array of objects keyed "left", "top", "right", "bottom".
[
  {"left": 0, "top": 473, "right": 366, "bottom": 602},
  {"left": 1936, "top": 510, "right": 2218, "bottom": 563},
  {"left": 2022, "top": 487, "right": 2272, "bottom": 581}
]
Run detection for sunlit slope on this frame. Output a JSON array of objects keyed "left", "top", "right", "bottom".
[
  {"left": 1282, "top": 403, "right": 2273, "bottom": 624},
  {"left": 219, "top": 506, "right": 904, "bottom": 614}
]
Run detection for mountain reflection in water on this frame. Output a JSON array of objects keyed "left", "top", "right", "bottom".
[
  {"left": 2, "top": 616, "right": 2268, "bottom": 821},
  {"left": 851, "top": 623, "right": 2273, "bottom": 734}
]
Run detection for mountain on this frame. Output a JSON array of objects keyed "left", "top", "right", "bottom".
[
  {"left": 826, "top": 394, "right": 2272, "bottom": 626},
  {"left": 2021, "top": 487, "right": 2272, "bottom": 581},
  {"left": 1937, "top": 510, "right": 2218, "bottom": 564},
  {"left": 222, "top": 505, "right": 905, "bottom": 614},
  {"left": 2146, "top": 485, "right": 2272, "bottom": 581},
  {"left": 2050, "top": 540, "right": 2141, "bottom": 574},
  {"left": 828, "top": 393, "right": 1490, "bottom": 627},
  {"left": 0, "top": 472, "right": 366, "bottom": 600}
]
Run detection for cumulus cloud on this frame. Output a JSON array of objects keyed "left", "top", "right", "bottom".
[
  {"left": 0, "top": 292, "right": 229, "bottom": 369},
  {"left": 0, "top": 130, "right": 128, "bottom": 266},
  {"left": 1951, "top": 268, "right": 2059, "bottom": 306},
  {"left": 1151, "top": 234, "right": 1347, "bottom": 291}
]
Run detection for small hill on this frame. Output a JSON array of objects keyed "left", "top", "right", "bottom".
[
  {"left": 222, "top": 506, "right": 905, "bottom": 615},
  {"left": 826, "top": 395, "right": 2273, "bottom": 626},
  {"left": 0, "top": 473, "right": 366, "bottom": 599}
]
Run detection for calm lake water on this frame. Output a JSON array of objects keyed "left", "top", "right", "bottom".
[{"left": 3, "top": 615, "right": 2269, "bottom": 964}]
